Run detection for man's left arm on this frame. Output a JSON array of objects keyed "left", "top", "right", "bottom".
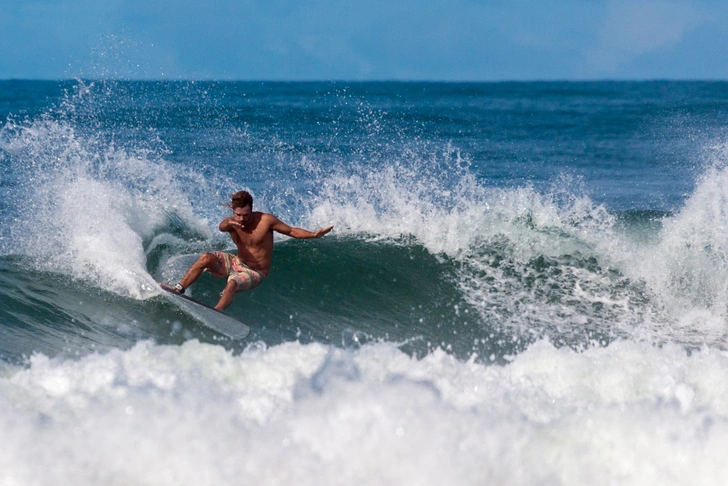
[{"left": 269, "top": 216, "right": 333, "bottom": 239}]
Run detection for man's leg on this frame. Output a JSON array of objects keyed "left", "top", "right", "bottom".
[
  {"left": 215, "top": 280, "right": 238, "bottom": 311},
  {"left": 177, "top": 252, "right": 219, "bottom": 290}
]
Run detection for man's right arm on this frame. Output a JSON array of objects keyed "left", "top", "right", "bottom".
[{"left": 219, "top": 218, "right": 242, "bottom": 232}]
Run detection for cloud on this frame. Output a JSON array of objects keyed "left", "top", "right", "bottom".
[
  {"left": 614, "top": 18, "right": 728, "bottom": 79},
  {"left": 582, "top": 0, "right": 711, "bottom": 77}
]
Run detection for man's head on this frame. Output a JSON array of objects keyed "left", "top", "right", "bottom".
[
  {"left": 230, "top": 190, "right": 253, "bottom": 210},
  {"left": 229, "top": 190, "right": 253, "bottom": 225}
]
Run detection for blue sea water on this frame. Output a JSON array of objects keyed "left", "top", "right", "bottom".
[{"left": 2, "top": 80, "right": 728, "bottom": 484}]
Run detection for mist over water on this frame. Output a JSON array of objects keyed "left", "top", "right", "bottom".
[{"left": 2, "top": 80, "right": 728, "bottom": 484}]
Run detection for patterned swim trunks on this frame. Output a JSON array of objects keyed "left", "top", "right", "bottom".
[{"left": 206, "top": 251, "right": 265, "bottom": 293}]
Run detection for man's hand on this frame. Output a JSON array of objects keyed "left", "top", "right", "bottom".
[
  {"left": 220, "top": 217, "right": 245, "bottom": 232},
  {"left": 313, "top": 226, "right": 334, "bottom": 238}
]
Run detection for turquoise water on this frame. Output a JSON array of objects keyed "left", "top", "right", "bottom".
[{"left": 2, "top": 80, "right": 728, "bottom": 484}]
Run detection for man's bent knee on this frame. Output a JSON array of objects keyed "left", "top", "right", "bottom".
[{"left": 198, "top": 252, "right": 218, "bottom": 267}]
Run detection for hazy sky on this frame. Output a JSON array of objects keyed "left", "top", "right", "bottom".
[{"left": 2, "top": 0, "right": 728, "bottom": 80}]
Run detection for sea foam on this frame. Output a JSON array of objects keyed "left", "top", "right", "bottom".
[
  {"left": 302, "top": 153, "right": 728, "bottom": 346},
  {"left": 1, "top": 339, "right": 728, "bottom": 485},
  {"left": 0, "top": 118, "right": 215, "bottom": 299}
]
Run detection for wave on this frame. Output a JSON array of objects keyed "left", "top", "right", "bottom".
[
  {"left": 3, "top": 91, "right": 728, "bottom": 363},
  {"left": 8, "top": 80, "right": 728, "bottom": 486},
  {"left": 0, "top": 117, "right": 649, "bottom": 359}
]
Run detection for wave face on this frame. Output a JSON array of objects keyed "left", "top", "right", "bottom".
[{"left": 2, "top": 80, "right": 728, "bottom": 484}]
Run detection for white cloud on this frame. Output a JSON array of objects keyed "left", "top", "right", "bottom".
[{"left": 583, "top": 0, "right": 710, "bottom": 76}]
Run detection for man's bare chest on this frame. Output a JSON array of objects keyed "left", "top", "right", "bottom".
[{"left": 232, "top": 228, "right": 269, "bottom": 248}]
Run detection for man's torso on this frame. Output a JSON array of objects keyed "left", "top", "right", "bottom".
[{"left": 227, "top": 212, "right": 274, "bottom": 275}]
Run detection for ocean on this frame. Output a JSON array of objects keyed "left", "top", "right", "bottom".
[{"left": 2, "top": 80, "right": 728, "bottom": 484}]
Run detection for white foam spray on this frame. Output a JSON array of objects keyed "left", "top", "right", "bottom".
[
  {"left": 1, "top": 339, "right": 728, "bottom": 485},
  {"left": 301, "top": 158, "right": 648, "bottom": 342},
  {"left": 1, "top": 118, "right": 214, "bottom": 298},
  {"left": 628, "top": 155, "right": 728, "bottom": 343},
  {"left": 300, "top": 148, "right": 728, "bottom": 346}
]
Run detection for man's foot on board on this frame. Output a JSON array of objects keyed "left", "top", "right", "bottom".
[{"left": 159, "top": 282, "right": 185, "bottom": 294}]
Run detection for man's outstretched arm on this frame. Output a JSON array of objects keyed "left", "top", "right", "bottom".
[{"left": 270, "top": 216, "right": 333, "bottom": 239}]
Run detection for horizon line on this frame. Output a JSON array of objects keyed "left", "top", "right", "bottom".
[{"left": 1, "top": 77, "right": 728, "bottom": 84}]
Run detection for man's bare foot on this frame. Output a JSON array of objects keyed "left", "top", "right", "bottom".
[{"left": 159, "top": 282, "right": 185, "bottom": 294}]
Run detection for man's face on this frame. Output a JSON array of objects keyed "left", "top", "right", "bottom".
[{"left": 233, "top": 205, "right": 253, "bottom": 225}]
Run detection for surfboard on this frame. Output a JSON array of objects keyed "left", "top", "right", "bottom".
[{"left": 158, "top": 283, "right": 251, "bottom": 339}]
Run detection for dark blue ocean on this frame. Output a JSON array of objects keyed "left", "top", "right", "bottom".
[{"left": 2, "top": 80, "right": 728, "bottom": 484}]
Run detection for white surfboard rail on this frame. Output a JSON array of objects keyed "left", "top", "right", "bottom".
[{"left": 159, "top": 284, "right": 251, "bottom": 339}]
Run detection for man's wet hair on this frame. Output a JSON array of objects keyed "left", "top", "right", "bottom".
[{"left": 228, "top": 190, "right": 253, "bottom": 209}]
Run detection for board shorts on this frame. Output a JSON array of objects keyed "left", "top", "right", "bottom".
[{"left": 206, "top": 251, "right": 265, "bottom": 293}]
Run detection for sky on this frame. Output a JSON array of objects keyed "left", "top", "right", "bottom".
[{"left": 1, "top": 0, "right": 728, "bottom": 81}]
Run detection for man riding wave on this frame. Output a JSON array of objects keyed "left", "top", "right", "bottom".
[{"left": 165, "top": 190, "right": 333, "bottom": 310}]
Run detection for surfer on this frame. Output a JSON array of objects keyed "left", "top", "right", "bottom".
[{"left": 165, "top": 190, "right": 333, "bottom": 311}]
